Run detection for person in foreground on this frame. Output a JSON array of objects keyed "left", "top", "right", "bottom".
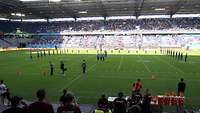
[
  {"left": 133, "top": 79, "right": 142, "bottom": 93},
  {"left": 113, "top": 92, "right": 127, "bottom": 113},
  {"left": 59, "top": 89, "right": 68, "bottom": 103},
  {"left": 177, "top": 78, "right": 186, "bottom": 96},
  {"left": 2, "top": 96, "right": 28, "bottom": 113},
  {"left": 95, "top": 94, "right": 110, "bottom": 113},
  {"left": 57, "top": 93, "right": 81, "bottom": 113},
  {"left": 29, "top": 89, "right": 55, "bottom": 113}
]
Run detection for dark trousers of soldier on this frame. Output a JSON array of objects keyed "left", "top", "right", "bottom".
[
  {"left": 50, "top": 68, "right": 53, "bottom": 75},
  {"left": 82, "top": 67, "right": 86, "bottom": 74}
]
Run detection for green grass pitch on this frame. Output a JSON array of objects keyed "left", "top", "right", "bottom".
[{"left": 0, "top": 50, "right": 200, "bottom": 110}]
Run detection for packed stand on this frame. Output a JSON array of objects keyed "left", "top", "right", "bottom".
[
  {"left": 0, "top": 18, "right": 200, "bottom": 33},
  {"left": 28, "top": 36, "right": 64, "bottom": 48},
  {"left": 27, "top": 34, "right": 194, "bottom": 49}
]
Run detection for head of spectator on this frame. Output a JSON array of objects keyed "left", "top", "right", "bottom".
[
  {"left": 61, "top": 93, "right": 74, "bottom": 105},
  {"left": 181, "top": 78, "right": 184, "bottom": 82},
  {"left": 59, "top": 89, "right": 68, "bottom": 103},
  {"left": 63, "top": 89, "right": 67, "bottom": 95},
  {"left": 1, "top": 80, "right": 4, "bottom": 84},
  {"left": 57, "top": 93, "right": 81, "bottom": 113},
  {"left": 118, "top": 92, "right": 124, "bottom": 98},
  {"left": 97, "top": 94, "right": 109, "bottom": 109},
  {"left": 101, "top": 94, "right": 106, "bottom": 99},
  {"left": 36, "top": 89, "right": 46, "bottom": 101}
]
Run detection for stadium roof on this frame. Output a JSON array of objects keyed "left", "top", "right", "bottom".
[{"left": 0, "top": 0, "right": 200, "bottom": 19}]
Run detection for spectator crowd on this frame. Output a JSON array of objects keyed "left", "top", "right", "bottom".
[
  {"left": 27, "top": 34, "right": 194, "bottom": 49},
  {"left": 0, "top": 18, "right": 200, "bottom": 33},
  {"left": 0, "top": 78, "right": 188, "bottom": 113}
]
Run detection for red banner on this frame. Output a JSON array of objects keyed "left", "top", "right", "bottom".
[{"left": 151, "top": 96, "right": 185, "bottom": 106}]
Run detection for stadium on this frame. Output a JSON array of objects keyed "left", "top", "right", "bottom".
[{"left": 0, "top": 0, "right": 200, "bottom": 113}]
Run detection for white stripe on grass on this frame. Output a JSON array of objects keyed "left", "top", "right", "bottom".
[
  {"left": 117, "top": 55, "right": 124, "bottom": 71},
  {"left": 59, "top": 62, "right": 99, "bottom": 92},
  {"left": 137, "top": 55, "right": 151, "bottom": 72},
  {"left": 156, "top": 56, "right": 185, "bottom": 74}
]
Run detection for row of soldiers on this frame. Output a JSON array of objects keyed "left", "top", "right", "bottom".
[
  {"left": 96, "top": 50, "right": 107, "bottom": 61},
  {"left": 165, "top": 50, "right": 188, "bottom": 62},
  {"left": 30, "top": 49, "right": 71, "bottom": 59}
]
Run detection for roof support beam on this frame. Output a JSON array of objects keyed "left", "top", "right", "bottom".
[
  {"left": 167, "top": 0, "right": 188, "bottom": 16},
  {"left": 96, "top": 0, "right": 108, "bottom": 17},
  {"left": 58, "top": 4, "right": 77, "bottom": 19},
  {"left": 134, "top": 0, "right": 144, "bottom": 18}
]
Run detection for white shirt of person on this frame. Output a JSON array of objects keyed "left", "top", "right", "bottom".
[{"left": 0, "top": 84, "right": 6, "bottom": 94}]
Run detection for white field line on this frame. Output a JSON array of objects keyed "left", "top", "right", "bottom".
[
  {"left": 156, "top": 56, "right": 185, "bottom": 74},
  {"left": 137, "top": 55, "right": 151, "bottom": 72},
  {"left": 59, "top": 62, "right": 99, "bottom": 91},
  {"left": 117, "top": 55, "right": 124, "bottom": 71}
]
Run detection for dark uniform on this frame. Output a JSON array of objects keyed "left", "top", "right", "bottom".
[
  {"left": 102, "top": 54, "right": 105, "bottom": 61},
  {"left": 37, "top": 51, "right": 40, "bottom": 58},
  {"left": 97, "top": 54, "right": 100, "bottom": 61},
  {"left": 40, "top": 51, "right": 43, "bottom": 57},
  {"left": 50, "top": 63, "right": 54, "bottom": 75},
  {"left": 185, "top": 54, "right": 188, "bottom": 62},
  {"left": 30, "top": 53, "right": 33, "bottom": 59},
  {"left": 178, "top": 52, "right": 180, "bottom": 60},
  {"left": 60, "top": 61, "right": 66, "bottom": 74},
  {"left": 104, "top": 50, "right": 107, "bottom": 57},
  {"left": 53, "top": 50, "right": 55, "bottom": 55},
  {"left": 43, "top": 50, "right": 46, "bottom": 56},
  {"left": 48, "top": 50, "right": 50, "bottom": 56},
  {"left": 100, "top": 54, "right": 103, "bottom": 61},
  {"left": 82, "top": 60, "right": 87, "bottom": 74},
  {"left": 142, "top": 89, "right": 151, "bottom": 113},
  {"left": 178, "top": 79, "right": 186, "bottom": 96},
  {"left": 180, "top": 53, "right": 183, "bottom": 61},
  {"left": 113, "top": 93, "right": 127, "bottom": 113}
]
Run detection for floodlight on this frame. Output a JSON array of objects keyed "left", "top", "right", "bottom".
[
  {"left": 172, "top": 14, "right": 200, "bottom": 18},
  {"left": 77, "top": 17, "right": 104, "bottom": 21},
  {"left": 16, "top": 13, "right": 22, "bottom": 16},
  {"left": 78, "top": 11, "right": 87, "bottom": 14},
  {"left": 11, "top": 13, "right": 15, "bottom": 16},
  {"left": 138, "top": 15, "right": 170, "bottom": 19},
  {"left": 0, "top": 18, "right": 9, "bottom": 20},
  {"left": 155, "top": 8, "right": 165, "bottom": 11},
  {"left": 49, "top": 0, "right": 61, "bottom": 2}
]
